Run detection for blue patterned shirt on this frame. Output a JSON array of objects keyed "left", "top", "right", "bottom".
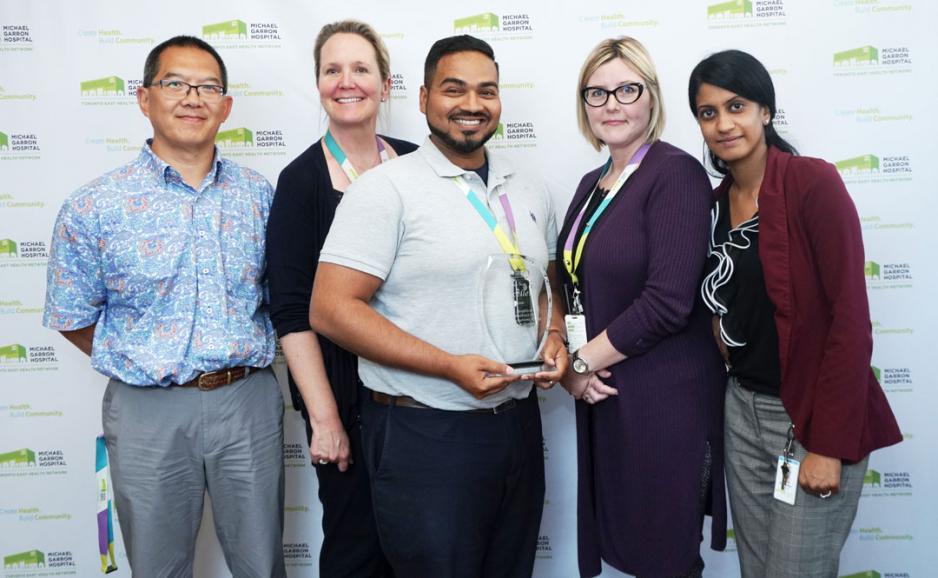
[{"left": 43, "top": 142, "right": 276, "bottom": 386}]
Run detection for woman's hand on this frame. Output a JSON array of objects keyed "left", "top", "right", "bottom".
[
  {"left": 798, "top": 451, "right": 842, "bottom": 497},
  {"left": 711, "top": 315, "right": 729, "bottom": 364},
  {"left": 580, "top": 370, "right": 617, "bottom": 404},
  {"left": 310, "top": 415, "right": 352, "bottom": 472}
]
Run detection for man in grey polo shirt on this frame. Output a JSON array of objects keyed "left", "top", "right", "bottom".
[{"left": 311, "top": 35, "right": 567, "bottom": 577}]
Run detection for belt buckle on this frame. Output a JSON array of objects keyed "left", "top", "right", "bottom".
[{"left": 197, "top": 369, "right": 231, "bottom": 391}]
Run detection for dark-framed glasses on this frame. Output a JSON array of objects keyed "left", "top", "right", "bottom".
[
  {"left": 581, "top": 82, "right": 645, "bottom": 107},
  {"left": 154, "top": 79, "right": 226, "bottom": 101}
]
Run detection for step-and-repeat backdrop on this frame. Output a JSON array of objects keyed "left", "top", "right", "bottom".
[{"left": 1, "top": 1, "right": 934, "bottom": 576}]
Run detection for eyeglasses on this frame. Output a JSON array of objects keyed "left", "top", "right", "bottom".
[
  {"left": 153, "top": 79, "right": 226, "bottom": 101},
  {"left": 581, "top": 82, "right": 645, "bottom": 107}
]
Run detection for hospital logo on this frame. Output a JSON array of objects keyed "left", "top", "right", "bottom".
[
  {"left": 453, "top": 12, "right": 535, "bottom": 41},
  {"left": 0, "top": 343, "right": 59, "bottom": 373},
  {"left": 2, "top": 549, "right": 76, "bottom": 574},
  {"left": 78, "top": 28, "right": 155, "bottom": 47},
  {"left": 864, "top": 261, "right": 913, "bottom": 289},
  {"left": 707, "top": 0, "right": 787, "bottom": 28},
  {"left": 201, "top": 19, "right": 282, "bottom": 48},
  {"left": 833, "top": 45, "right": 912, "bottom": 76},
  {"left": 0, "top": 238, "right": 48, "bottom": 269},
  {"left": 871, "top": 365, "right": 913, "bottom": 393},
  {"left": 725, "top": 528, "right": 738, "bottom": 552},
  {"left": 0, "top": 448, "right": 67, "bottom": 478},
  {"left": 0, "top": 131, "right": 40, "bottom": 160},
  {"left": 283, "top": 543, "right": 313, "bottom": 566},
  {"left": 282, "top": 443, "right": 308, "bottom": 468},
  {"left": 835, "top": 153, "right": 912, "bottom": 184},
  {"left": 773, "top": 107, "right": 791, "bottom": 133},
  {"left": 488, "top": 121, "right": 538, "bottom": 150},
  {"left": 862, "top": 468, "right": 913, "bottom": 498},
  {"left": 535, "top": 534, "right": 553, "bottom": 559},
  {"left": 215, "top": 127, "right": 287, "bottom": 158},
  {"left": 1, "top": 25, "right": 33, "bottom": 52},
  {"left": 79, "top": 76, "right": 143, "bottom": 106},
  {"left": 389, "top": 73, "right": 408, "bottom": 101}
]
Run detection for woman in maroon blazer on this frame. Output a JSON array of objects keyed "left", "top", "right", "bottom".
[
  {"left": 689, "top": 49, "right": 902, "bottom": 577},
  {"left": 558, "top": 37, "right": 727, "bottom": 578}
]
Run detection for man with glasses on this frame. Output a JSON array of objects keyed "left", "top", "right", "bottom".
[{"left": 43, "top": 36, "right": 285, "bottom": 577}]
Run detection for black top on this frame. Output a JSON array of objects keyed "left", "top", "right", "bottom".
[
  {"left": 701, "top": 197, "right": 781, "bottom": 396},
  {"left": 266, "top": 135, "right": 419, "bottom": 423}
]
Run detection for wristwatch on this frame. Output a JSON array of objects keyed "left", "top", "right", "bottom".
[{"left": 571, "top": 350, "right": 590, "bottom": 375}]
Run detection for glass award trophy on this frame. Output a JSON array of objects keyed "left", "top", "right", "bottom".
[{"left": 479, "top": 253, "right": 552, "bottom": 373}]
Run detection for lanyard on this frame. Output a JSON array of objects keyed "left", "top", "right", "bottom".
[
  {"left": 323, "top": 129, "right": 389, "bottom": 182},
  {"left": 562, "top": 143, "right": 651, "bottom": 285},
  {"left": 96, "top": 435, "right": 118, "bottom": 574},
  {"left": 452, "top": 175, "right": 526, "bottom": 273}
]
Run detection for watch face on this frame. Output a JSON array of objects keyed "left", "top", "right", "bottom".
[{"left": 573, "top": 357, "right": 589, "bottom": 374}]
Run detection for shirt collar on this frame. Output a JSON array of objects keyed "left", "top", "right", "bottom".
[
  {"left": 138, "top": 139, "right": 224, "bottom": 188},
  {"left": 418, "top": 135, "right": 513, "bottom": 189}
]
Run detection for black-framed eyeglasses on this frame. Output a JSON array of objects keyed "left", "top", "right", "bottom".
[
  {"left": 153, "top": 79, "right": 226, "bottom": 101},
  {"left": 581, "top": 82, "right": 645, "bottom": 107}
]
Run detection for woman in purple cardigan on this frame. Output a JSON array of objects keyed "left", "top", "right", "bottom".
[
  {"left": 558, "top": 37, "right": 726, "bottom": 578},
  {"left": 689, "top": 50, "right": 901, "bottom": 577}
]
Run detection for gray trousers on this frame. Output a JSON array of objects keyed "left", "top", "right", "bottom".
[
  {"left": 724, "top": 377, "right": 867, "bottom": 578},
  {"left": 102, "top": 368, "right": 286, "bottom": 578}
]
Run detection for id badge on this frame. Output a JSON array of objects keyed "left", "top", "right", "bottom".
[
  {"left": 773, "top": 456, "right": 799, "bottom": 506},
  {"left": 565, "top": 314, "right": 588, "bottom": 352},
  {"left": 512, "top": 272, "right": 534, "bottom": 326}
]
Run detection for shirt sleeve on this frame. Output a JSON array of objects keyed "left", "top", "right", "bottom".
[
  {"left": 319, "top": 168, "right": 403, "bottom": 281},
  {"left": 42, "top": 192, "right": 106, "bottom": 330}
]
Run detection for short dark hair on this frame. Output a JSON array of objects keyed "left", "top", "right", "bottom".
[
  {"left": 143, "top": 35, "right": 228, "bottom": 92},
  {"left": 423, "top": 35, "right": 497, "bottom": 87},
  {"left": 687, "top": 49, "right": 797, "bottom": 175}
]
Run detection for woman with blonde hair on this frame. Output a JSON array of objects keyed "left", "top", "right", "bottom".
[
  {"left": 266, "top": 20, "right": 416, "bottom": 577},
  {"left": 558, "top": 36, "right": 726, "bottom": 578}
]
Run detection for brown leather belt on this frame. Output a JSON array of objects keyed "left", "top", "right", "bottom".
[
  {"left": 177, "top": 367, "right": 253, "bottom": 390},
  {"left": 371, "top": 390, "right": 518, "bottom": 414}
]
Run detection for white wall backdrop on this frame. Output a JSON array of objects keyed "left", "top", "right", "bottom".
[{"left": 1, "top": 1, "right": 935, "bottom": 576}]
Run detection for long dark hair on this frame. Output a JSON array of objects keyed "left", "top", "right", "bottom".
[{"left": 687, "top": 49, "right": 797, "bottom": 175}]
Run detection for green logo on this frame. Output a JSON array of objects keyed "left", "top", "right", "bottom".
[
  {"left": 454, "top": 13, "right": 500, "bottom": 33},
  {"left": 0, "top": 131, "right": 8, "bottom": 150},
  {"left": 863, "top": 469, "right": 881, "bottom": 487},
  {"left": 216, "top": 127, "right": 253, "bottom": 147},
  {"left": 727, "top": 528, "right": 736, "bottom": 540},
  {"left": 0, "top": 238, "right": 17, "bottom": 256},
  {"left": 80, "top": 76, "right": 125, "bottom": 96},
  {"left": 834, "top": 46, "right": 879, "bottom": 66},
  {"left": 840, "top": 572, "right": 881, "bottom": 578},
  {"left": 203, "top": 20, "right": 248, "bottom": 40},
  {"left": 3, "top": 550, "right": 45, "bottom": 569},
  {"left": 708, "top": 0, "right": 753, "bottom": 17},
  {"left": 0, "top": 343, "right": 27, "bottom": 362},
  {"left": 864, "top": 261, "right": 881, "bottom": 280},
  {"left": 0, "top": 448, "right": 36, "bottom": 465},
  {"left": 836, "top": 154, "right": 879, "bottom": 173},
  {"left": 493, "top": 123, "right": 505, "bottom": 139},
  {"left": 871, "top": 365, "right": 881, "bottom": 383}
]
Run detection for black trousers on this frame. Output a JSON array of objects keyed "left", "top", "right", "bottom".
[
  {"left": 360, "top": 388, "right": 545, "bottom": 578},
  {"left": 304, "top": 410, "right": 393, "bottom": 578}
]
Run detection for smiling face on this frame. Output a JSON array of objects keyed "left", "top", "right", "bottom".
[
  {"left": 583, "top": 57, "right": 652, "bottom": 153},
  {"left": 420, "top": 50, "right": 501, "bottom": 167},
  {"left": 317, "top": 32, "right": 389, "bottom": 129},
  {"left": 694, "top": 82, "right": 770, "bottom": 169},
  {"left": 137, "top": 45, "right": 232, "bottom": 156}
]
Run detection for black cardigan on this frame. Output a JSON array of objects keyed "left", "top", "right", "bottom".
[{"left": 266, "top": 135, "right": 419, "bottom": 424}]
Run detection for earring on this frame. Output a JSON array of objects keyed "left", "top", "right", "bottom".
[{"left": 763, "top": 119, "right": 770, "bottom": 126}]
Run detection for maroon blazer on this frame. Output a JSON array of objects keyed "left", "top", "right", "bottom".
[{"left": 714, "top": 146, "right": 901, "bottom": 461}]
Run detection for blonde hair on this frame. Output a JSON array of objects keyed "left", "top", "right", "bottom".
[
  {"left": 576, "top": 37, "right": 665, "bottom": 151},
  {"left": 314, "top": 20, "right": 390, "bottom": 82}
]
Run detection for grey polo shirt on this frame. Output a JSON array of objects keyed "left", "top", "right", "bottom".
[{"left": 319, "top": 136, "right": 558, "bottom": 410}]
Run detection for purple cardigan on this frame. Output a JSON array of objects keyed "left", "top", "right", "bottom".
[
  {"left": 561, "top": 141, "right": 726, "bottom": 578},
  {"left": 715, "top": 146, "right": 901, "bottom": 461}
]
